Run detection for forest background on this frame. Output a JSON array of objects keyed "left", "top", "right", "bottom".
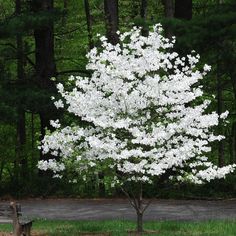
[{"left": 0, "top": 0, "right": 235, "bottom": 199}]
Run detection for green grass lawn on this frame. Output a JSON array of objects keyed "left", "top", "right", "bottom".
[{"left": 1, "top": 219, "right": 236, "bottom": 236}]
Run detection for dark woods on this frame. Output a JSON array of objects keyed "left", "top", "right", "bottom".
[{"left": 0, "top": 0, "right": 235, "bottom": 198}]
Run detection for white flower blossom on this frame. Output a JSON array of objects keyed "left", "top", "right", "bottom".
[
  {"left": 220, "top": 111, "right": 229, "bottom": 119},
  {"left": 38, "top": 24, "right": 234, "bottom": 185},
  {"left": 54, "top": 99, "right": 64, "bottom": 109},
  {"left": 50, "top": 119, "right": 61, "bottom": 128}
]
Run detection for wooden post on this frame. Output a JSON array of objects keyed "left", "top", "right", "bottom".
[{"left": 10, "top": 202, "right": 22, "bottom": 236}]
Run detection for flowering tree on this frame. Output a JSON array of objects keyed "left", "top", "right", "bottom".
[{"left": 38, "top": 25, "right": 235, "bottom": 233}]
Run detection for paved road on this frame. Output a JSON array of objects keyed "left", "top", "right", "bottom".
[{"left": 1, "top": 198, "right": 236, "bottom": 221}]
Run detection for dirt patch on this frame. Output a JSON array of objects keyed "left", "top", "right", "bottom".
[
  {"left": 0, "top": 233, "right": 12, "bottom": 236},
  {"left": 127, "top": 230, "right": 159, "bottom": 235},
  {"left": 0, "top": 231, "right": 47, "bottom": 236}
]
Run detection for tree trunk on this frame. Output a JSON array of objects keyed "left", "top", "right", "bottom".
[
  {"left": 100, "top": 0, "right": 119, "bottom": 195},
  {"left": 121, "top": 183, "right": 153, "bottom": 234},
  {"left": 84, "top": 0, "right": 94, "bottom": 49},
  {"left": 232, "top": 122, "right": 236, "bottom": 163},
  {"left": 136, "top": 182, "right": 144, "bottom": 233},
  {"left": 174, "top": 0, "right": 192, "bottom": 20},
  {"left": 104, "top": 0, "right": 119, "bottom": 45},
  {"left": 15, "top": 0, "right": 27, "bottom": 181},
  {"left": 32, "top": 0, "right": 57, "bottom": 161},
  {"left": 163, "top": 0, "right": 174, "bottom": 18},
  {"left": 16, "top": 108, "right": 27, "bottom": 178},
  {"left": 140, "top": 0, "right": 148, "bottom": 36},
  {"left": 98, "top": 172, "right": 106, "bottom": 197},
  {"left": 162, "top": 0, "right": 174, "bottom": 38},
  {"left": 131, "top": 0, "right": 139, "bottom": 18},
  {"left": 228, "top": 44, "right": 236, "bottom": 163},
  {"left": 32, "top": 0, "right": 56, "bottom": 86},
  {"left": 216, "top": 61, "right": 224, "bottom": 167},
  {"left": 229, "top": 122, "right": 236, "bottom": 164},
  {"left": 140, "top": 0, "right": 147, "bottom": 19},
  {"left": 62, "top": 0, "right": 68, "bottom": 25},
  {"left": 0, "top": 161, "right": 5, "bottom": 183},
  {"left": 137, "top": 211, "right": 143, "bottom": 233}
]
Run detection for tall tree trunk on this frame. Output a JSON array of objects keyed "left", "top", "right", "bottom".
[
  {"left": 230, "top": 73, "right": 236, "bottom": 164},
  {"left": 33, "top": 3, "right": 56, "bottom": 87},
  {"left": 162, "top": 0, "right": 174, "bottom": 38},
  {"left": 174, "top": 0, "right": 192, "bottom": 20},
  {"left": 131, "top": 0, "right": 139, "bottom": 18},
  {"left": 98, "top": 0, "right": 119, "bottom": 196},
  {"left": 62, "top": 0, "right": 68, "bottom": 25},
  {"left": 140, "top": 0, "right": 147, "bottom": 19},
  {"left": 216, "top": 60, "right": 224, "bottom": 167},
  {"left": 15, "top": 0, "right": 27, "bottom": 183},
  {"left": 84, "top": 0, "right": 94, "bottom": 49},
  {"left": 162, "top": 0, "right": 174, "bottom": 18},
  {"left": 140, "top": 0, "right": 148, "bottom": 36},
  {"left": 232, "top": 122, "right": 236, "bottom": 163},
  {"left": 32, "top": 0, "right": 57, "bottom": 161},
  {"left": 104, "top": 0, "right": 119, "bottom": 45}
]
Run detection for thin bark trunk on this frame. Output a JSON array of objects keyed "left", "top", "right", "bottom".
[
  {"left": 136, "top": 182, "right": 144, "bottom": 232},
  {"left": 98, "top": 172, "right": 105, "bottom": 197},
  {"left": 84, "top": 0, "right": 94, "bottom": 49},
  {"left": 121, "top": 183, "right": 152, "bottom": 233},
  {"left": 104, "top": 0, "right": 119, "bottom": 45},
  {"left": 137, "top": 211, "right": 143, "bottom": 233},
  {"left": 31, "top": 113, "right": 34, "bottom": 150},
  {"left": 30, "top": 112, "right": 35, "bottom": 180}
]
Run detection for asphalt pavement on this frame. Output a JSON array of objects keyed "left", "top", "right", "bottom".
[{"left": 1, "top": 198, "right": 236, "bottom": 222}]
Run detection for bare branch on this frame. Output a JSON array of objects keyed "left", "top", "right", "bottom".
[
  {"left": 142, "top": 199, "right": 153, "bottom": 214},
  {"left": 0, "top": 43, "right": 35, "bottom": 68},
  {"left": 54, "top": 25, "right": 86, "bottom": 36},
  {"left": 120, "top": 186, "right": 136, "bottom": 209},
  {"left": 56, "top": 69, "right": 91, "bottom": 76}
]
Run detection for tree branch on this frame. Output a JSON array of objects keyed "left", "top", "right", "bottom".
[
  {"left": 142, "top": 199, "right": 153, "bottom": 214},
  {"left": 120, "top": 185, "right": 136, "bottom": 209},
  {"left": 0, "top": 43, "right": 35, "bottom": 68},
  {"left": 56, "top": 69, "right": 92, "bottom": 76},
  {"left": 54, "top": 25, "right": 86, "bottom": 36}
]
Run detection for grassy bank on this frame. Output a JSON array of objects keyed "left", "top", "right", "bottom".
[{"left": 1, "top": 219, "right": 236, "bottom": 235}]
